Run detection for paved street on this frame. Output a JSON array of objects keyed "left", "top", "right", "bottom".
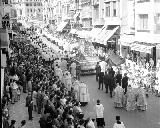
[
  {"left": 81, "top": 75, "right": 160, "bottom": 128},
  {"left": 9, "top": 92, "right": 41, "bottom": 128},
  {"left": 8, "top": 75, "right": 160, "bottom": 128}
]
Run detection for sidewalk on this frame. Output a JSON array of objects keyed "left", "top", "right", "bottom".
[{"left": 8, "top": 91, "right": 41, "bottom": 128}]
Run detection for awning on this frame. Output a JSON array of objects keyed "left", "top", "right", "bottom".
[
  {"left": 95, "top": 26, "right": 119, "bottom": 45},
  {"left": 89, "top": 28, "right": 102, "bottom": 41},
  {"left": 0, "top": 28, "right": 10, "bottom": 48},
  {"left": 118, "top": 35, "right": 135, "bottom": 46},
  {"left": 56, "top": 21, "right": 68, "bottom": 32},
  {"left": 70, "top": 29, "right": 77, "bottom": 34},
  {"left": 102, "top": 26, "right": 119, "bottom": 44},
  {"left": 131, "top": 43, "right": 154, "bottom": 54},
  {"left": 95, "top": 26, "right": 109, "bottom": 44}
]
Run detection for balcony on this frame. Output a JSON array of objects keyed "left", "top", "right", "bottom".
[{"left": 93, "top": 18, "right": 104, "bottom": 26}]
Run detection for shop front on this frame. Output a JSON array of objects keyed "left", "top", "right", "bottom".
[{"left": 0, "top": 28, "right": 9, "bottom": 99}]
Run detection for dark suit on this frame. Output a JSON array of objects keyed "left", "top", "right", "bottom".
[
  {"left": 26, "top": 95, "right": 32, "bottom": 107},
  {"left": 95, "top": 65, "right": 101, "bottom": 81},
  {"left": 108, "top": 76, "right": 115, "bottom": 97},
  {"left": 109, "top": 69, "right": 115, "bottom": 78},
  {"left": 104, "top": 73, "right": 110, "bottom": 93},
  {"left": 98, "top": 72, "right": 104, "bottom": 90},
  {"left": 37, "top": 92, "right": 43, "bottom": 114},
  {"left": 115, "top": 73, "right": 122, "bottom": 86},
  {"left": 28, "top": 100, "right": 33, "bottom": 120},
  {"left": 122, "top": 76, "right": 128, "bottom": 94}
]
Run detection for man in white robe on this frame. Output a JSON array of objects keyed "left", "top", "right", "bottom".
[
  {"left": 70, "top": 61, "right": 77, "bottom": 77},
  {"left": 79, "top": 82, "right": 90, "bottom": 106},
  {"left": 137, "top": 85, "right": 147, "bottom": 111},
  {"left": 99, "top": 60, "right": 107, "bottom": 75},
  {"left": 64, "top": 71, "right": 72, "bottom": 91},
  {"left": 114, "top": 83, "right": 124, "bottom": 108},
  {"left": 72, "top": 80, "right": 80, "bottom": 100},
  {"left": 56, "top": 66, "right": 63, "bottom": 81},
  {"left": 54, "top": 58, "right": 61, "bottom": 70},
  {"left": 60, "top": 58, "right": 68, "bottom": 72}
]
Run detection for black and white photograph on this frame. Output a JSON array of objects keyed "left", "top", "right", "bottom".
[{"left": 1, "top": 0, "right": 160, "bottom": 128}]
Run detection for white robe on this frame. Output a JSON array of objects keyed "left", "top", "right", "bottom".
[
  {"left": 79, "top": 83, "right": 90, "bottom": 103},
  {"left": 71, "top": 62, "right": 77, "bottom": 77},
  {"left": 64, "top": 74, "right": 72, "bottom": 91}
]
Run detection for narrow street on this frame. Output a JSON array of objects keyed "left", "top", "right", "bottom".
[
  {"left": 81, "top": 75, "right": 160, "bottom": 128},
  {"left": 8, "top": 75, "right": 160, "bottom": 128}
]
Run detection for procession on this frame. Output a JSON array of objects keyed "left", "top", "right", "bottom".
[{"left": 1, "top": 0, "right": 160, "bottom": 128}]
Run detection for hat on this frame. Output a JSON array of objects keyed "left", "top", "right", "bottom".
[
  {"left": 116, "top": 116, "right": 120, "bottom": 121},
  {"left": 21, "top": 120, "right": 26, "bottom": 125},
  {"left": 11, "top": 120, "right": 16, "bottom": 124}
]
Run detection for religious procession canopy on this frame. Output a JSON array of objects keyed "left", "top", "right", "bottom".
[{"left": 106, "top": 51, "right": 125, "bottom": 66}]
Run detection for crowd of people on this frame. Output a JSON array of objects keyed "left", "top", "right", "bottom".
[
  {"left": 8, "top": 23, "right": 160, "bottom": 128},
  {"left": 2, "top": 27, "right": 126, "bottom": 128},
  {"left": 95, "top": 58, "right": 149, "bottom": 111}
]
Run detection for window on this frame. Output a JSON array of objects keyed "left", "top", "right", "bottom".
[
  {"left": 154, "top": 13, "right": 160, "bottom": 33},
  {"left": 34, "top": 3, "right": 36, "bottom": 6},
  {"left": 27, "top": 9, "right": 29, "bottom": 12},
  {"left": 139, "top": 14, "right": 148, "bottom": 30},
  {"left": 113, "top": 1, "right": 116, "bottom": 17},
  {"left": 26, "top": 3, "right": 29, "bottom": 6},
  {"left": 137, "top": 0, "right": 150, "bottom": 3},
  {"left": 155, "top": 0, "right": 160, "bottom": 2},
  {"left": 30, "top": 3, "right": 32, "bottom": 6},
  {"left": 20, "top": 10, "right": 22, "bottom": 15},
  {"left": 30, "top": 9, "right": 32, "bottom": 12},
  {"left": 105, "top": 2, "right": 110, "bottom": 17}
]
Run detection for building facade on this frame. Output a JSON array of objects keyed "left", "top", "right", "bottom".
[
  {"left": 135, "top": 0, "right": 160, "bottom": 66},
  {"left": 42, "top": 0, "right": 56, "bottom": 25},
  {"left": 80, "top": 0, "right": 92, "bottom": 30},
  {"left": 119, "top": 0, "right": 160, "bottom": 67},
  {"left": 92, "top": 0, "right": 105, "bottom": 27},
  {"left": 19, "top": 0, "right": 43, "bottom": 21}
]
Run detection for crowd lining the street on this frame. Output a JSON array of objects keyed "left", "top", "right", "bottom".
[{"left": 3, "top": 25, "right": 160, "bottom": 128}]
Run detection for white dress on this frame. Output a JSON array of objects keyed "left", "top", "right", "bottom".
[{"left": 113, "top": 122, "right": 125, "bottom": 128}]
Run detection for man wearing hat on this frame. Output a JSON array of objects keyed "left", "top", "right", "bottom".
[
  {"left": 113, "top": 116, "right": 125, "bottom": 128},
  {"left": 9, "top": 120, "right": 16, "bottom": 128}
]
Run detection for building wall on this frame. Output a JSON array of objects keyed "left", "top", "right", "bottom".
[
  {"left": 80, "top": 0, "right": 92, "bottom": 29},
  {"left": 120, "top": 0, "right": 135, "bottom": 35},
  {"left": 104, "top": 0, "right": 120, "bottom": 26},
  {"left": 92, "top": 0, "right": 105, "bottom": 26},
  {"left": 135, "top": 0, "right": 160, "bottom": 43}
]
